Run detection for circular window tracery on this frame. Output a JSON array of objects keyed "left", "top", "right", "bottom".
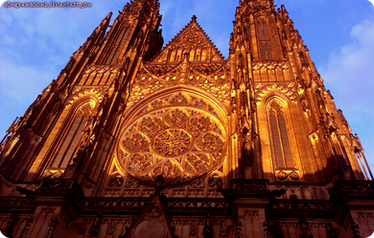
[
  {"left": 117, "top": 104, "right": 226, "bottom": 186},
  {"left": 153, "top": 128, "right": 192, "bottom": 157}
]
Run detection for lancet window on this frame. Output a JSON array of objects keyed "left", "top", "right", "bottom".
[
  {"left": 257, "top": 19, "right": 272, "bottom": 60},
  {"left": 48, "top": 103, "right": 93, "bottom": 169},
  {"left": 268, "top": 100, "right": 294, "bottom": 168}
]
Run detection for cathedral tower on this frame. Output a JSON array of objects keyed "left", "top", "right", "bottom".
[{"left": 0, "top": 0, "right": 373, "bottom": 237}]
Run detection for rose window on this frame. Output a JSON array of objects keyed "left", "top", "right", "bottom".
[
  {"left": 153, "top": 129, "right": 192, "bottom": 157},
  {"left": 118, "top": 107, "right": 226, "bottom": 185}
]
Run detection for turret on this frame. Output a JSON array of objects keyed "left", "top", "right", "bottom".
[
  {"left": 232, "top": 0, "right": 368, "bottom": 183},
  {"left": 0, "top": 0, "right": 163, "bottom": 187}
]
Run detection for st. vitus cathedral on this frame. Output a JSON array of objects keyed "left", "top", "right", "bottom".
[{"left": 0, "top": 0, "right": 373, "bottom": 237}]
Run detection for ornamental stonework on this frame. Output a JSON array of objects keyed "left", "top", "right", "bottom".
[
  {"left": 153, "top": 128, "right": 192, "bottom": 157},
  {"left": 152, "top": 19, "right": 225, "bottom": 63},
  {"left": 67, "top": 87, "right": 105, "bottom": 107},
  {"left": 117, "top": 93, "right": 226, "bottom": 186},
  {"left": 252, "top": 60, "right": 289, "bottom": 71},
  {"left": 78, "top": 64, "right": 120, "bottom": 86},
  {"left": 126, "top": 63, "right": 231, "bottom": 109},
  {"left": 255, "top": 83, "right": 297, "bottom": 102}
]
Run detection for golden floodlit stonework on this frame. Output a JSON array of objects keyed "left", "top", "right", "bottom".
[
  {"left": 0, "top": 0, "right": 373, "bottom": 237},
  {"left": 118, "top": 92, "right": 226, "bottom": 185}
]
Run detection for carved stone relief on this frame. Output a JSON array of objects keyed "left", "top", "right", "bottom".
[
  {"left": 357, "top": 211, "right": 373, "bottom": 219},
  {"left": 67, "top": 87, "right": 105, "bottom": 107},
  {"left": 79, "top": 64, "right": 120, "bottom": 86},
  {"left": 117, "top": 92, "right": 226, "bottom": 186},
  {"left": 255, "top": 83, "right": 297, "bottom": 102},
  {"left": 152, "top": 20, "right": 225, "bottom": 63},
  {"left": 252, "top": 60, "right": 289, "bottom": 71},
  {"left": 275, "top": 169, "right": 300, "bottom": 181},
  {"left": 244, "top": 209, "right": 259, "bottom": 217},
  {"left": 108, "top": 174, "right": 124, "bottom": 187},
  {"left": 127, "top": 64, "right": 231, "bottom": 109}
]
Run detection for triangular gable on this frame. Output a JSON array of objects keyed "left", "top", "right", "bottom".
[
  {"left": 119, "top": 186, "right": 175, "bottom": 238},
  {"left": 152, "top": 15, "right": 225, "bottom": 63}
]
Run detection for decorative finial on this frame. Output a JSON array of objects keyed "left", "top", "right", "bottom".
[{"left": 191, "top": 15, "right": 197, "bottom": 22}]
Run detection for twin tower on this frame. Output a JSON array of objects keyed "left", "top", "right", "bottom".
[{"left": 0, "top": 0, "right": 373, "bottom": 237}]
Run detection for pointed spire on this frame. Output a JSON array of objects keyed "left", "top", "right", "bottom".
[
  {"left": 281, "top": 4, "right": 288, "bottom": 13},
  {"left": 79, "top": 12, "right": 111, "bottom": 53},
  {"left": 82, "top": 11, "right": 112, "bottom": 51},
  {"left": 103, "top": 12, "right": 112, "bottom": 24},
  {"left": 103, "top": 12, "right": 112, "bottom": 23},
  {"left": 92, "top": 12, "right": 112, "bottom": 37}
]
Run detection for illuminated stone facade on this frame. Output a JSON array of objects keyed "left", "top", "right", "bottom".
[{"left": 0, "top": 0, "right": 373, "bottom": 237}]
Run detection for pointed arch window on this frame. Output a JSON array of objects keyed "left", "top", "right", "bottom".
[
  {"left": 257, "top": 20, "right": 272, "bottom": 60},
  {"left": 268, "top": 101, "right": 294, "bottom": 168},
  {"left": 49, "top": 103, "right": 93, "bottom": 170}
]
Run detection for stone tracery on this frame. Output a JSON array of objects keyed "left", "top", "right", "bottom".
[
  {"left": 117, "top": 93, "right": 226, "bottom": 185},
  {"left": 153, "top": 128, "right": 192, "bottom": 157}
]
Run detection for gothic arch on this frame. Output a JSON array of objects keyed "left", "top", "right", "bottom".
[
  {"left": 115, "top": 86, "right": 229, "bottom": 186},
  {"left": 122, "top": 86, "right": 228, "bottom": 126},
  {"left": 67, "top": 88, "right": 103, "bottom": 107},
  {"left": 34, "top": 95, "right": 99, "bottom": 179},
  {"left": 262, "top": 93, "right": 303, "bottom": 181},
  {"left": 254, "top": 16, "right": 273, "bottom": 60},
  {"left": 265, "top": 97, "right": 293, "bottom": 167},
  {"left": 256, "top": 17, "right": 270, "bottom": 40}
]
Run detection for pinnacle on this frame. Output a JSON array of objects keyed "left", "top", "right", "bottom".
[{"left": 103, "top": 12, "right": 112, "bottom": 23}]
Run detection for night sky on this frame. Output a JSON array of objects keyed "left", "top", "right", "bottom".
[{"left": 0, "top": 0, "right": 373, "bottom": 172}]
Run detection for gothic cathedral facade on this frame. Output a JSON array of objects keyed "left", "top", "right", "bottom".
[{"left": 0, "top": 0, "right": 373, "bottom": 237}]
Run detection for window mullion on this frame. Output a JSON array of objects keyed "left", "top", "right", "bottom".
[{"left": 275, "top": 113, "right": 287, "bottom": 168}]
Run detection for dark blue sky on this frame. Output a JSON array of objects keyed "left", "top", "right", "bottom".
[{"left": 0, "top": 0, "right": 373, "bottom": 170}]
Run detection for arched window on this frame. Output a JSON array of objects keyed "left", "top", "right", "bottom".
[
  {"left": 48, "top": 103, "right": 93, "bottom": 170},
  {"left": 257, "top": 20, "right": 272, "bottom": 60},
  {"left": 268, "top": 100, "right": 294, "bottom": 168}
]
